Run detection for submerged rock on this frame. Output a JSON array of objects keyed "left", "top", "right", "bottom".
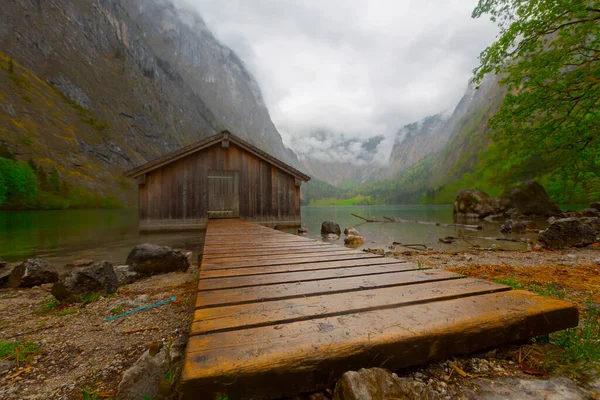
[
  {"left": 333, "top": 368, "right": 439, "bottom": 400},
  {"left": 321, "top": 221, "right": 341, "bottom": 236},
  {"left": 126, "top": 244, "right": 189, "bottom": 275},
  {"left": 65, "top": 258, "right": 95, "bottom": 268},
  {"left": 8, "top": 259, "right": 58, "bottom": 288},
  {"left": 537, "top": 218, "right": 597, "bottom": 249},
  {"left": 500, "top": 219, "right": 539, "bottom": 234},
  {"left": 504, "top": 180, "right": 561, "bottom": 216},
  {"left": 454, "top": 189, "right": 509, "bottom": 219},
  {"left": 51, "top": 261, "right": 119, "bottom": 301}
]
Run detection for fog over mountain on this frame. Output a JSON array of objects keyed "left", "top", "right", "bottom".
[{"left": 177, "top": 0, "right": 499, "bottom": 157}]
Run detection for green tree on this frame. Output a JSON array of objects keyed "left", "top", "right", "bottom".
[
  {"left": 0, "top": 158, "right": 38, "bottom": 206},
  {"left": 48, "top": 166, "right": 60, "bottom": 192},
  {"left": 472, "top": 0, "right": 600, "bottom": 179}
]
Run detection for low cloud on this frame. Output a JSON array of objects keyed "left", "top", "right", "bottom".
[{"left": 179, "top": 0, "right": 498, "bottom": 158}]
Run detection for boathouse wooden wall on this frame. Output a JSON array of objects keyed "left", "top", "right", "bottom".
[{"left": 137, "top": 142, "right": 301, "bottom": 231}]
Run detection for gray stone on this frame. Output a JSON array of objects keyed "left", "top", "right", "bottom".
[
  {"left": 594, "top": 258, "right": 600, "bottom": 266},
  {"left": 113, "top": 265, "right": 143, "bottom": 286},
  {"left": 590, "top": 201, "right": 600, "bottom": 212},
  {"left": 46, "top": 73, "right": 93, "bottom": 110},
  {"left": 586, "top": 217, "right": 600, "bottom": 234},
  {"left": 126, "top": 244, "right": 189, "bottom": 275},
  {"left": 537, "top": 218, "right": 597, "bottom": 249},
  {"left": 8, "top": 259, "right": 58, "bottom": 288},
  {"left": 51, "top": 261, "right": 119, "bottom": 301},
  {"left": 111, "top": 295, "right": 150, "bottom": 310},
  {"left": 116, "top": 337, "right": 186, "bottom": 400},
  {"left": 504, "top": 180, "right": 561, "bottom": 216},
  {"left": 0, "top": 360, "right": 14, "bottom": 373},
  {"left": 344, "top": 226, "right": 360, "bottom": 236},
  {"left": 454, "top": 189, "right": 509, "bottom": 219},
  {"left": 333, "top": 368, "right": 440, "bottom": 400},
  {"left": 298, "top": 227, "right": 308, "bottom": 234},
  {"left": 464, "top": 377, "right": 589, "bottom": 399},
  {"left": 321, "top": 221, "right": 341, "bottom": 236}
]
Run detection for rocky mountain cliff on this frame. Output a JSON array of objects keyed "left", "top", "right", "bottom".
[
  {"left": 386, "top": 113, "right": 450, "bottom": 177},
  {"left": 0, "top": 0, "right": 297, "bottom": 205}
]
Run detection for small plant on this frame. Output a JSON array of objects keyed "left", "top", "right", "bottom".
[
  {"left": 36, "top": 296, "right": 59, "bottom": 313},
  {"left": 0, "top": 341, "right": 41, "bottom": 365},
  {"left": 493, "top": 276, "right": 523, "bottom": 290},
  {"left": 530, "top": 282, "right": 566, "bottom": 300},
  {"left": 81, "top": 292, "right": 102, "bottom": 305},
  {"left": 56, "top": 308, "right": 78, "bottom": 317},
  {"left": 81, "top": 387, "right": 102, "bottom": 400},
  {"left": 110, "top": 305, "right": 124, "bottom": 316},
  {"left": 416, "top": 260, "right": 424, "bottom": 270}
]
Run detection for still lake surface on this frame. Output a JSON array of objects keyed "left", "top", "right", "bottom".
[{"left": 0, "top": 205, "right": 542, "bottom": 271}]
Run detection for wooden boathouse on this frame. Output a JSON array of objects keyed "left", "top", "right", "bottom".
[{"left": 125, "top": 131, "right": 310, "bottom": 231}]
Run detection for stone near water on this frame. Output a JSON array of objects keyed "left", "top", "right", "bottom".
[
  {"left": 333, "top": 368, "right": 439, "bottom": 400},
  {"left": 344, "top": 226, "right": 360, "bottom": 236},
  {"left": 590, "top": 201, "right": 600, "bottom": 212},
  {"left": 126, "top": 244, "right": 189, "bottom": 275},
  {"left": 113, "top": 265, "right": 143, "bottom": 286},
  {"left": 7, "top": 258, "right": 58, "bottom": 288},
  {"left": 500, "top": 219, "right": 539, "bottom": 234},
  {"left": 344, "top": 235, "right": 365, "bottom": 247},
  {"left": 298, "top": 227, "right": 308, "bottom": 234},
  {"left": 453, "top": 189, "right": 509, "bottom": 219},
  {"left": 0, "top": 261, "right": 14, "bottom": 288},
  {"left": 51, "top": 261, "right": 119, "bottom": 301},
  {"left": 321, "top": 221, "right": 341, "bottom": 236},
  {"left": 537, "top": 218, "right": 597, "bottom": 249},
  {"left": 504, "top": 180, "right": 561, "bottom": 216}
]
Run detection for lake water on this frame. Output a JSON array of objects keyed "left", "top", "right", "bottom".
[{"left": 0, "top": 205, "right": 543, "bottom": 271}]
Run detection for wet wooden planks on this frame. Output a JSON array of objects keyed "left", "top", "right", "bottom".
[{"left": 181, "top": 219, "right": 579, "bottom": 399}]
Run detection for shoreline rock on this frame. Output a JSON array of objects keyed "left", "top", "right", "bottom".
[
  {"left": 51, "top": 261, "right": 119, "bottom": 301},
  {"left": 7, "top": 258, "right": 58, "bottom": 288},
  {"left": 321, "top": 221, "right": 341, "bottom": 236},
  {"left": 537, "top": 218, "right": 597, "bottom": 249},
  {"left": 126, "top": 244, "right": 189, "bottom": 275}
]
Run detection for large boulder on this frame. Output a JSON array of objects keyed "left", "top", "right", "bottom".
[
  {"left": 537, "top": 218, "right": 597, "bottom": 249},
  {"left": 585, "top": 217, "right": 600, "bottom": 235},
  {"left": 590, "top": 201, "right": 600, "bottom": 212},
  {"left": 126, "top": 244, "right": 189, "bottom": 275},
  {"left": 504, "top": 180, "right": 561, "bottom": 216},
  {"left": 321, "top": 221, "right": 341, "bottom": 236},
  {"left": 333, "top": 368, "right": 439, "bottom": 400},
  {"left": 454, "top": 189, "right": 509, "bottom": 219},
  {"left": 7, "top": 259, "right": 58, "bottom": 288},
  {"left": 51, "top": 261, "right": 119, "bottom": 301}
]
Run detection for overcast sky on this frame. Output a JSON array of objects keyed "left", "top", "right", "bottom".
[{"left": 180, "top": 0, "right": 498, "bottom": 153}]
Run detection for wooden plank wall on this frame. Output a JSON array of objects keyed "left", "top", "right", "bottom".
[{"left": 138, "top": 143, "right": 301, "bottom": 231}]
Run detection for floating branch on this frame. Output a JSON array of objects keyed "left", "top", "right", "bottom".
[
  {"left": 384, "top": 216, "right": 482, "bottom": 231},
  {"left": 351, "top": 213, "right": 387, "bottom": 223}
]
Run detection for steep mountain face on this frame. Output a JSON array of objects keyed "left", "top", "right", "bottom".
[
  {"left": 386, "top": 113, "right": 450, "bottom": 177},
  {"left": 0, "top": 0, "right": 296, "bottom": 205},
  {"left": 289, "top": 130, "right": 385, "bottom": 188}
]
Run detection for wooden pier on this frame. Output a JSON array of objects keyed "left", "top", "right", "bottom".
[{"left": 181, "top": 219, "right": 578, "bottom": 399}]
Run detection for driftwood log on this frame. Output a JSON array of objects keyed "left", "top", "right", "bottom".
[{"left": 383, "top": 216, "right": 482, "bottom": 231}]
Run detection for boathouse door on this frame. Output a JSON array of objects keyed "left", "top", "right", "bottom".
[{"left": 207, "top": 170, "right": 240, "bottom": 219}]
